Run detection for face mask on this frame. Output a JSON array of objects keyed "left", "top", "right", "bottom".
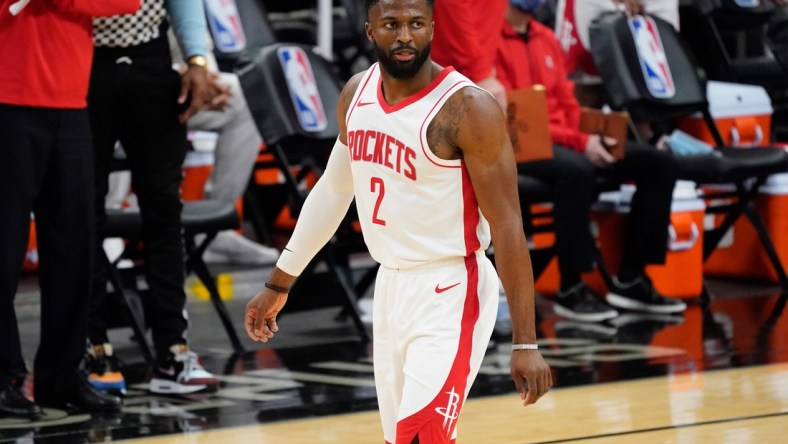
[{"left": 509, "top": 0, "right": 547, "bottom": 13}]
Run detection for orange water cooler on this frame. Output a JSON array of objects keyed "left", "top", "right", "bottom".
[
  {"left": 704, "top": 173, "right": 788, "bottom": 282},
  {"left": 678, "top": 81, "right": 772, "bottom": 147},
  {"left": 535, "top": 183, "right": 705, "bottom": 299}
]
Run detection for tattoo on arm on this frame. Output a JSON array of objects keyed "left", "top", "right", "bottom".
[{"left": 426, "top": 93, "right": 467, "bottom": 157}]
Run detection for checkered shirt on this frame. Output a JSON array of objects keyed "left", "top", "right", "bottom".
[{"left": 93, "top": 0, "right": 167, "bottom": 48}]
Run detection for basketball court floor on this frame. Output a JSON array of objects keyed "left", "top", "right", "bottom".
[{"left": 3, "top": 265, "right": 787, "bottom": 443}]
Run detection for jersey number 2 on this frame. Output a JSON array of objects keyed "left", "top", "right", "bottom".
[{"left": 370, "top": 177, "right": 386, "bottom": 226}]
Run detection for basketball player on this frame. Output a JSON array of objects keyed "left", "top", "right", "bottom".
[{"left": 244, "top": 0, "right": 552, "bottom": 442}]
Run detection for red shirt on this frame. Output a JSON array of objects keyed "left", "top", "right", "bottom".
[
  {"left": 431, "top": 0, "right": 507, "bottom": 83},
  {"left": 494, "top": 19, "right": 589, "bottom": 152},
  {"left": 0, "top": 0, "right": 140, "bottom": 109}
]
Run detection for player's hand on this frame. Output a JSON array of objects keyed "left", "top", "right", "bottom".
[
  {"left": 612, "top": 0, "right": 645, "bottom": 15},
  {"left": 178, "top": 64, "right": 210, "bottom": 123},
  {"left": 585, "top": 134, "right": 617, "bottom": 167},
  {"left": 477, "top": 75, "right": 508, "bottom": 112},
  {"left": 511, "top": 349, "right": 552, "bottom": 406},
  {"left": 244, "top": 287, "right": 288, "bottom": 342}
]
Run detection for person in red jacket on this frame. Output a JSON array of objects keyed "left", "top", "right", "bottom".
[
  {"left": 0, "top": 0, "right": 139, "bottom": 418},
  {"left": 431, "top": 0, "right": 509, "bottom": 109},
  {"left": 494, "top": 0, "right": 686, "bottom": 324}
]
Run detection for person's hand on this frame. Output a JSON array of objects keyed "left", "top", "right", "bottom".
[
  {"left": 178, "top": 64, "right": 210, "bottom": 123},
  {"left": 244, "top": 287, "right": 288, "bottom": 342},
  {"left": 205, "top": 72, "right": 232, "bottom": 111},
  {"left": 585, "top": 134, "right": 617, "bottom": 167},
  {"left": 612, "top": 0, "right": 645, "bottom": 15},
  {"left": 511, "top": 350, "right": 552, "bottom": 406},
  {"left": 477, "top": 75, "right": 508, "bottom": 112}
]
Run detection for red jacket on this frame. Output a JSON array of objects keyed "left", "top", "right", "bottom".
[
  {"left": 494, "top": 19, "right": 589, "bottom": 152},
  {"left": 431, "top": 0, "right": 507, "bottom": 83},
  {"left": 0, "top": 0, "right": 140, "bottom": 109}
]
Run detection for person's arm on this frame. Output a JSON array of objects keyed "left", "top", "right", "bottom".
[
  {"left": 50, "top": 0, "right": 140, "bottom": 17},
  {"left": 449, "top": 87, "right": 552, "bottom": 406},
  {"left": 165, "top": 0, "right": 210, "bottom": 122},
  {"left": 244, "top": 74, "right": 363, "bottom": 343}
]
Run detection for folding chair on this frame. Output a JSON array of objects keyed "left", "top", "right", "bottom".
[
  {"left": 237, "top": 42, "right": 371, "bottom": 341},
  {"left": 102, "top": 200, "right": 246, "bottom": 362},
  {"left": 589, "top": 12, "right": 788, "bottom": 292},
  {"left": 678, "top": 0, "right": 787, "bottom": 89}
]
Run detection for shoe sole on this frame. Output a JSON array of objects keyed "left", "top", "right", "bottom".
[
  {"left": 554, "top": 304, "right": 619, "bottom": 322},
  {"left": 606, "top": 293, "right": 687, "bottom": 314},
  {"left": 148, "top": 379, "right": 217, "bottom": 395}
]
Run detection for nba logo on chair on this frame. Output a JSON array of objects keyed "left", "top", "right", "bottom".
[
  {"left": 278, "top": 46, "right": 329, "bottom": 133},
  {"left": 629, "top": 15, "right": 675, "bottom": 99},
  {"left": 205, "top": 0, "right": 247, "bottom": 53}
]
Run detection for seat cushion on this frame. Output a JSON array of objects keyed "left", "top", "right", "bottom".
[{"left": 676, "top": 147, "right": 788, "bottom": 184}]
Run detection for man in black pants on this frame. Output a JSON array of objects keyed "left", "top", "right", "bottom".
[
  {"left": 494, "top": 0, "right": 686, "bottom": 322},
  {"left": 86, "top": 0, "right": 220, "bottom": 395},
  {"left": 0, "top": 0, "right": 139, "bottom": 418}
]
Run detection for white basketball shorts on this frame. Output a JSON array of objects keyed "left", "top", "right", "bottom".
[{"left": 372, "top": 251, "right": 498, "bottom": 444}]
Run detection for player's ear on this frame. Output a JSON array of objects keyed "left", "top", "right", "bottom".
[
  {"left": 365, "top": 22, "right": 374, "bottom": 43},
  {"left": 429, "top": 21, "right": 435, "bottom": 41}
]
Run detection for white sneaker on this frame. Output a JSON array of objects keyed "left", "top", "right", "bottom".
[
  {"left": 202, "top": 230, "right": 278, "bottom": 266},
  {"left": 149, "top": 345, "right": 219, "bottom": 394}
]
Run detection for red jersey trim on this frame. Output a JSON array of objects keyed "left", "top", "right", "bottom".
[
  {"left": 377, "top": 67, "right": 456, "bottom": 114},
  {"left": 461, "top": 165, "right": 482, "bottom": 255}
]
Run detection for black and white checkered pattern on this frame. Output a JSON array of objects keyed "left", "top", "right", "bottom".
[{"left": 93, "top": 0, "right": 167, "bottom": 48}]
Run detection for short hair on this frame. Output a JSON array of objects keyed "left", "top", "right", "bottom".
[{"left": 364, "top": 0, "right": 435, "bottom": 15}]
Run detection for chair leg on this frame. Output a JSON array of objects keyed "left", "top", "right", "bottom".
[
  {"left": 104, "top": 255, "right": 154, "bottom": 364},
  {"left": 744, "top": 205, "right": 788, "bottom": 289},
  {"left": 319, "top": 249, "right": 371, "bottom": 343},
  {"left": 186, "top": 234, "right": 246, "bottom": 354}
]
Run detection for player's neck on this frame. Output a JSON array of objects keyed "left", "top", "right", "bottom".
[{"left": 379, "top": 61, "right": 441, "bottom": 107}]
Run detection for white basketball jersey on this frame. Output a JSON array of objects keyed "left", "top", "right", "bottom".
[{"left": 345, "top": 63, "right": 491, "bottom": 269}]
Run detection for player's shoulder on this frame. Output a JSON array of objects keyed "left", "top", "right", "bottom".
[
  {"left": 338, "top": 70, "right": 370, "bottom": 116},
  {"left": 441, "top": 84, "right": 504, "bottom": 127}
]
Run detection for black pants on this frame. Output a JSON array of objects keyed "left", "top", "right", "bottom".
[
  {"left": 518, "top": 143, "right": 678, "bottom": 279},
  {"left": 0, "top": 104, "right": 94, "bottom": 395},
  {"left": 86, "top": 38, "right": 189, "bottom": 361}
]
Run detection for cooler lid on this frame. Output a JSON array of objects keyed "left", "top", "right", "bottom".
[
  {"left": 759, "top": 172, "right": 788, "bottom": 195},
  {"left": 706, "top": 81, "right": 773, "bottom": 118}
]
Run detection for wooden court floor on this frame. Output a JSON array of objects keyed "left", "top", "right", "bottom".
[{"left": 124, "top": 363, "right": 788, "bottom": 444}]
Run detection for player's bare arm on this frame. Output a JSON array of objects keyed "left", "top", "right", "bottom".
[
  {"left": 337, "top": 72, "right": 366, "bottom": 144},
  {"left": 244, "top": 73, "right": 363, "bottom": 343},
  {"left": 430, "top": 87, "right": 553, "bottom": 405}
]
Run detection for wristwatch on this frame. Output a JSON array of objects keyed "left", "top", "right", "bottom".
[{"left": 187, "top": 55, "right": 208, "bottom": 68}]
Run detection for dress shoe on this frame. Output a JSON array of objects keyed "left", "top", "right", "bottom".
[
  {"left": 0, "top": 384, "right": 43, "bottom": 419},
  {"left": 36, "top": 380, "right": 122, "bottom": 413}
]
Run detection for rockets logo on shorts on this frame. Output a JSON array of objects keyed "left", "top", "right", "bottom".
[
  {"left": 435, "top": 386, "right": 461, "bottom": 437},
  {"left": 205, "top": 0, "right": 247, "bottom": 53},
  {"left": 278, "top": 46, "right": 328, "bottom": 133},
  {"left": 629, "top": 15, "right": 675, "bottom": 99}
]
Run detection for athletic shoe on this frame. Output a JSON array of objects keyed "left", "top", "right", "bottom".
[
  {"left": 606, "top": 277, "right": 687, "bottom": 314},
  {"left": 86, "top": 343, "right": 126, "bottom": 395},
  {"left": 202, "top": 230, "right": 278, "bottom": 266},
  {"left": 553, "top": 282, "right": 619, "bottom": 322},
  {"left": 149, "top": 345, "right": 219, "bottom": 395}
]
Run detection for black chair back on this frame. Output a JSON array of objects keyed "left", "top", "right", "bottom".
[
  {"left": 237, "top": 43, "right": 341, "bottom": 148},
  {"left": 589, "top": 12, "right": 709, "bottom": 125},
  {"left": 204, "top": 0, "right": 279, "bottom": 72}
]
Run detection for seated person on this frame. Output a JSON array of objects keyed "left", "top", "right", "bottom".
[
  {"left": 494, "top": 0, "right": 686, "bottom": 321},
  {"left": 173, "top": 32, "right": 279, "bottom": 266}
]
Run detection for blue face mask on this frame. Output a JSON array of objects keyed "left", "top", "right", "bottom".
[{"left": 509, "top": 0, "right": 547, "bottom": 13}]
